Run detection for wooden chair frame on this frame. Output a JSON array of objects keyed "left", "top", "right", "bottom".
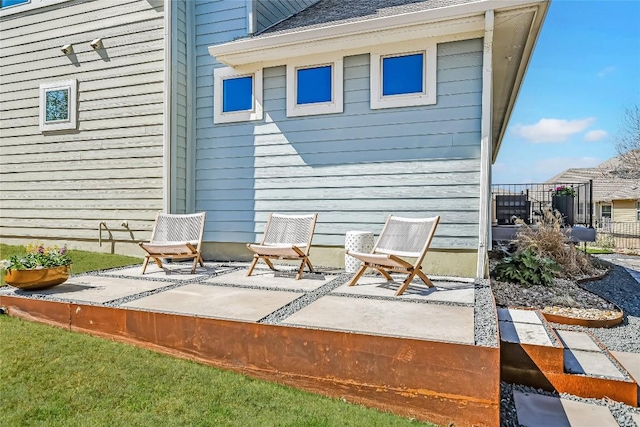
[
  {"left": 346, "top": 215, "right": 440, "bottom": 296},
  {"left": 139, "top": 212, "right": 206, "bottom": 274},
  {"left": 246, "top": 213, "right": 318, "bottom": 280}
]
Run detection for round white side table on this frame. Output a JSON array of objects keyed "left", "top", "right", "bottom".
[{"left": 344, "top": 231, "right": 374, "bottom": 273}]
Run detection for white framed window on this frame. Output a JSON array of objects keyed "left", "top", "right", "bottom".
[
  {"left": 370, "top": 41, "right": 437, "bottom": 110},
  {"left": 1, "top": 0, "right": 71, "bottom": 17},
  {"left": 214, "top": 67, "right": 263, "bottom": 124},
  {"left": 1, "top": 0, "right": 29, "bottom": 8},
  {"left": 286, "top": 58, "right": 343, "bottom": 117},
  {"left": 636, "top": 201, "right": 639, "bottom": 221},
  {"left": 601, "top": 204, "right": 612, "bottom": 220},
  {"left": 39, "top": 80, "right": 77, "bottom": 132}
]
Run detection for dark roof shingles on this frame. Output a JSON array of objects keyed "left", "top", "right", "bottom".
[{"left": 260, "top": 0, "right": 475, "bottom": 36}]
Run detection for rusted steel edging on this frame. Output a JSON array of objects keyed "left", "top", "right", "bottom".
[{"left": 0, "top": 295, "right": 501, "bottom": 427}]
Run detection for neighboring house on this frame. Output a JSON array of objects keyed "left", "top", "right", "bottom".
[
  {"left": 547, "top": 155, "right": 640, "bottom": 225},
  {"left": 0, "top": 0, "right": 166, "bottom": 252},
  {"left": 547, "top": 155, "right": 640, "bottom": 249},
  {"left": 1, "top": 0, "right": 550, "bottom": 278}
]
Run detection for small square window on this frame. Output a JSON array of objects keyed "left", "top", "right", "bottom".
[
  {"left": 297, "top": 66, "right": 332, "bottom": 104},
  {"left": 39, "top": 80, "right": 77, "bottom": 132},
  {"left": 382, "top": 53, "right": 424, "bottom": 96},
  {"left": 371, "top": 42, "right": 437, "bottom": 110},
  {"left": 214, "top": 67, "right": 263, "bottom": 124},
  {"left": 286, "top": 59, "right": 343, "bottom": 117},
  {"left": 222, "top": 76, "right": 253, "bottom": 112}
]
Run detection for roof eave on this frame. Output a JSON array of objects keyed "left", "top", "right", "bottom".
[
  {"left": 491, "top": 0, "right": 550, "bottom": 162},
  {"left": 209, "top": 0, "right": 547, "bottom": 68}
]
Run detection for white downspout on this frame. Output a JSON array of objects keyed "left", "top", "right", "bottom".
[
  {"left": 477, "top": 9, "right": 494, "bottom": 278},
  {"left": 162, "top": 0, "right": 172, "bottom": 214}
]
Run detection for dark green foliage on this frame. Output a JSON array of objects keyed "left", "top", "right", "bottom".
[{"left": 493, "top": 248, "right": 559, "bottom": 287}]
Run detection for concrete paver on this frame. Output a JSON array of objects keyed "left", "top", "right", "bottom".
[
  {"left": 497, "top": 308, "right": 542, "bottom": 324},
  {"left": 610, "top": 351, "right": 640, "bottom": 382},
  {"left": 499, "top": 321, "right": 553, "bottom": 346},
  {"left": 331, "top": 276, "right": 474, "bottom": 304},
  {"left": 283, "top": 295, "right": 474, "bottom": 344},
  {"left": 513, "top": 391, "right": 618, "bottom": 427},
  {"left": 556, "top": 330, "right": 602, "bottom": 352},
  {"left": 564, "top": 349, "right": 626, "bottom": 379},
  {"left": 6, "top": 276, "right": 170, "bottom": 304},
  {"left": 205, "top": 269, "right": 331, "bottom": 292},
  {"left": 122, "top": 283, "right": 303, "bottom": 322}
]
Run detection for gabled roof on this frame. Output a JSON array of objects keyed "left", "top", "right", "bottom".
[{"left": 546, "top": 155, "right": 640, "bottom": 202}]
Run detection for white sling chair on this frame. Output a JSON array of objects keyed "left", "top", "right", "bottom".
[
  {"left": 139, "top": 212, "right": 206, "bottom": 274},
  {"left": 246, "top": 213, "right": 318, "bottom": 280},
  {"left": 346, "top": 215, "right": 440, "bottom": 296}
]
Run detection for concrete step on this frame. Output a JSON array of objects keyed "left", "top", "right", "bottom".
[
  {"left": 513, "top": 390, "right": 619, "bottom": 427},
  {"left": 499, "top": 308, "right": 638, "bottom": 407}
]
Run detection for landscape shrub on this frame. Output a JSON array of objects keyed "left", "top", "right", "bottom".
[
  {"left": 493, "top": 247, "right": 559, "bottom": 287},
  {"left": 512, "top": 208, "right": 598, "bottom": 278}
]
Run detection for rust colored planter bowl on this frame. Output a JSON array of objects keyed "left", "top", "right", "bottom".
[
  {"left": 541, "top": 308, "right": 623, "bottom": 328},
  {"left": 5, "top": 266, "right": 70, "bottom": 291}
]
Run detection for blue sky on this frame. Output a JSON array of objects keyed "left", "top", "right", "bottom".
[{"left": 493, "top": 0, "right": 640, "bottom": 184}]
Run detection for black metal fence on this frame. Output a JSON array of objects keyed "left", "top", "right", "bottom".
[
  {"left": 593, "top": 220, "right": 640, "bottom": 249},
  {"left": 491, "top": 181, "right": 593, "bottom": 227}
]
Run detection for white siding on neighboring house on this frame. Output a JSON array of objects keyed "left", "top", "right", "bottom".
[
  {"left": 255, "top": 0, "right": 318, "bottom": 32},
  {"left": 0, "top": 0, "right": 165, "bottom": 251},
  {"left": 199, "top": 38, "right": 483, "bottom": 249}
]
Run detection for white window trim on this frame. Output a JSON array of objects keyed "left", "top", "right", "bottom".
[
  {"left": 213, "top": 66, "right": 263, "bottom": 124},
  {"left": 286, "top": 58, "right": 343, "bottom": 117},
  {"left": 600, "top": 203, "right": 612, "bottom": 219},
  {"left": 39, "top": 79, "right": 77, "bottom": 132},
  {"left": 370, "top": 41, "right": 437, "bottom": 110}
]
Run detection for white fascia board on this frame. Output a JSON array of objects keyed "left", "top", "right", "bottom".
[{"left": 209, "top": 0, "right": 546, "bottom": 67}]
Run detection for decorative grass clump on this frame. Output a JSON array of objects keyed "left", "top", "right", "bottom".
[{"left": 512, "top": 209, "right": 599, "bottom": 279}]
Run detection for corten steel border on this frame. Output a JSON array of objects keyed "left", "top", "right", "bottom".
[
  {"left": 541, "top": 309, "right": 624, "bottom": 328},
  {"left": 0, "top": 295, "right": 501, "bottom": 427},
  {"left": 501, "top": 342, "right": 638, "bottom": 407}
]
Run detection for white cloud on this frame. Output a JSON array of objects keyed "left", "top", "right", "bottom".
[
  {"left": 583, "top": 129, "right": 608, "bottom": 142},
  {"left": 512, "top": 118, "right": 595, "bottom": 143},
  {"left": 597, "top": 66, "right": 616, "bottom": 78}
]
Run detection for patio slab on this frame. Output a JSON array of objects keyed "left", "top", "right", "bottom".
[
  {"left": 513, "top": 391, "right": 618, "bottom": 427},
  {"left": 205, "top": 268, "right": 331, "bottom": 292},
  {"left": 499, "top": 321, "right": 553, "bottom": 346},
  {"left": 330, "top": 275, "right": 474, "bottom": 304},
  {"left": 610, "top": 351, "right": 640, "bottom": 381},
  {"left": 564, "top": 349, "right": 626, "bottom": 379},
  {"left": 282, "top": 295, "right": 474, "bottom": 344},
  {"left": 497, "top": 308, "right": 542, "bottom": 324},
  {"left": 3, "top": 276, "right": 170, "bottom": 304},
  {"left": 121, "top": 283, "right": 302, "bottom": 322},
  {"left": 556, "top": 330, "right": 601, "bottom": 352}
]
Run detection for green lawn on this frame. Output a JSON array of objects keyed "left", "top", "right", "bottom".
[{"left": 0, "top": 244, "right": 432, "bottom": 426}]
